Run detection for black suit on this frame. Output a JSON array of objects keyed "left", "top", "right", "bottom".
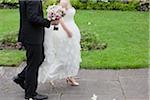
[
  {"left": 17, "top": 0, "right": 50, "bottom": 97},
  {"left": 18, "top": 0, "right": 50, "bottom": 44}
]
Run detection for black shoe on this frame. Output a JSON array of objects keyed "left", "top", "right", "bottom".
[
  {"left": 25, "top": 93, "right": 48, "bottom": 100},
  {"left": 13, "top": 76, "right": 25, "bottom": 89}
]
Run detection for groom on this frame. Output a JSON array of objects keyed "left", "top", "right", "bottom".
[{"left": 13, "top": 0, "right": 59, "bottom": 100}]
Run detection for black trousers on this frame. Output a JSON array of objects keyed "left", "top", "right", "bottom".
[{"left": 18, "top": 43, "right": 45, "bottom": 97}]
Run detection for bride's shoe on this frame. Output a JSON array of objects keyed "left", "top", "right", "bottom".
[{"left": 66, "top": 77, "right": 79, "bottom": 86}]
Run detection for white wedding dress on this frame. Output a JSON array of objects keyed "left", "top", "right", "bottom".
[{"left": 38, "top": 7, "right": 81, "bottom": 83}]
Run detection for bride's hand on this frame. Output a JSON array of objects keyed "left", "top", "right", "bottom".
[
  {"left": 51, "top": 20, "right": 59, "bottom": 25},
  {"left": 59, "top": 19, "right": 72, "bottom": 38},
  {"left": 67, "top": 31, "right": 73, "bottom": 38}
]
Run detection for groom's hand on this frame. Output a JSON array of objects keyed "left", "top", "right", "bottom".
[
  {"left": 16, "top": 42, "right": 23, "bottom": 50},
  {"left": 51, "top": 20, "right": 59, "bottom": 25}
]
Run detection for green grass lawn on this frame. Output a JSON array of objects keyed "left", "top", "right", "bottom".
[
  {"left": 0, "top": 9, "right": 149, "bottom": 69},
  {"left": 0, "top": 50, "right": 25, "bottom": 66},
  {"left": 0, "top": 9, "right": 19, "bottom": 40}
]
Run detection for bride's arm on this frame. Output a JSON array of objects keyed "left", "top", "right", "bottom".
[{"left": 59, "top": 18, "right": 72, "bottom": 38}]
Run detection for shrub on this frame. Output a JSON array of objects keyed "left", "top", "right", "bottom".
[
  {"left": 0, "top": 0, "right": 141, "bottom": 11},
  {"left": 0, "top": 0, "right": 18, "bottom": 3},
  {"left": 0, "top": 31, "right": 107, "bottom": 51},
  {"left": 0, "top": 0, "right": 18, "bottom": 9},
  {"left": 80, "top": 0, "right": 88, "bottom": 3},
  {"left": 0, "top": 32, "right": 18, "bottom": 49},
  {"left": 88, "top": 1, "right": 139, "bottom": 11},
  {"left": 0, "top": 32, "right": 17, "bottom": 44},
  {"left": 42, "top": 0, "right": 140, "bottom": 11},
  {"left": 81, "top": 31, "right": 107, "bottom": 51}
]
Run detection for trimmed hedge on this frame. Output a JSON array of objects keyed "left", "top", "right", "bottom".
[
  {"left": 0, "top": 0, "right": 142, "bottom": 11},
  {"left": 0, "top": 0, "right": 18, "bottom": 8},
  {"left": 0, "top": 0, "right": 18, "bottom": 3},
  {"left": 44, "top": 0, "right": 140, "bottom": 11}
]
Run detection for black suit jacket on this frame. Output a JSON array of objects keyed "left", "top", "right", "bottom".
[{"left": 18, "top": 0, "right": 50, "bottom": 44}]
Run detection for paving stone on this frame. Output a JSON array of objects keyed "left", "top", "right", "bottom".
[
  {"left": 119, "top": 77, "right": 149, "bottom": 98},
  {"left": 0, "top": 66, "right": 149, "bottom": 100},
  {"left": 61, "top": 94, "right": 125, "bottom": 100},
  {"left": 37, "top": 79, "right": 124, "bottom": 98},
  {"left": 0, "top": 94, "right": 24, "bottom": 100},
  {"left": 86, "top": 80, "right": 123, "bottom": 96},
  {"left": 0, "top": 94, "right": 59, "bottom": 100},
  {"left": 78, "top": 69, "right": 118, "bottom": 81},
  {"left": 125, "top": 97, "right": 149, "bottom": 100},
  {"left": 118, "top": 68, "right": 149, "bottom": 78},
  {"left": 61, "top": 94, "right": 93, "bottom": 100},
  {"left": 39, "top": 80, "right": 90, "bottom": 95}
]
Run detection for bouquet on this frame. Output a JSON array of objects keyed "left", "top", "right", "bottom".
[{"left": 47, "top": 5, "right": 66, "bottom": 30}]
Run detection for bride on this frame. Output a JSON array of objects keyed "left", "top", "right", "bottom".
[{"left": 38, "top": 0, "right": 81, "bottom": 86}]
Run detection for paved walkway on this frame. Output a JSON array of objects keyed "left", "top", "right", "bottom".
[{"left": 0, "top": 62, "right": 149, "bottom": 100}]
